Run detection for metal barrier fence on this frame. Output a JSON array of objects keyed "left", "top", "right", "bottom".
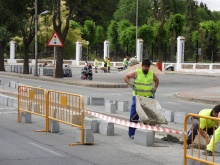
[
  {"left": 183, "top": 113, "right": 220, "bottom": 165},
  {"left": 18, "top": 85, "right": 47, "bottom": 131},
  {"left": 46, "top": 90, "right": 85, "bottom": 145}
]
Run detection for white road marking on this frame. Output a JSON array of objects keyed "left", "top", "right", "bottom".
[
  {"left": 0, "top": 112, "right": 17, "bottom": 114},
  {"left": 28, "top": 142, "right": 63, "bottom": 157},
  {"left": 0, "top": 107, "right": 16, "bottom": 110}
]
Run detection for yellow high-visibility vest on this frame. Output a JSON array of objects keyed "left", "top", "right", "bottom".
[{"left": 132, "top": 69, "right": 153, "bottom": 97}]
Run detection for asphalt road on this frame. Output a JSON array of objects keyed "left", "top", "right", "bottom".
[
  {"left": 0, "top": 70, "right": 220, "bottom": 165},
  {"left": 1, "top": 68, "right": 218, "bottom": 114}
]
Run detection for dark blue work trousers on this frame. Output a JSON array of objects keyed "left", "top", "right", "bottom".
[{"left": 187, "top": 118, "right": 215, "bottom": 144}]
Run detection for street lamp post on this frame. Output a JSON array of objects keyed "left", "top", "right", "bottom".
[
  {"left": 34, "top": 0, "right": 38, "bottom": 76},
  {"left": 86, "top": 41, "right": 89, "bottom": 61},
  {"left": 34, "top": 0, "right": 49, "bottom": 76},
  {"left": 136, "top": 0, "right": 138, "bottom": 57}
]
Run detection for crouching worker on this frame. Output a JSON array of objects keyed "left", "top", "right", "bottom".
[
  {"left": 186, "top": 105, "right": 220, "bottom": 148},
  {"left": 203, "top": 106, "right": 220, "bottom": 156}
]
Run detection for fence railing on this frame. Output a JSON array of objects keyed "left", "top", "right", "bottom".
[
  {"left": 18, "top": 86, "right": 85, "bottom": 145},
  {"left": 183, "top": 113, "right": 220, "bottom": 165}
]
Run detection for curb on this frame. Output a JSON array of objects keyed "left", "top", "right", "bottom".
[
  {"left": 0, "top": 71, "right": 128, "bottom": 88},
  {"left": 173, "top": 93, "right": 219, "bottom": 105}
]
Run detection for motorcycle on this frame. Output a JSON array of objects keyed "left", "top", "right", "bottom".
[{"left": 81, "top": 65, "right": 93, "bottom": 80}]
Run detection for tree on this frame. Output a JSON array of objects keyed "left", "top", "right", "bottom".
[
  {"left": 50, "top": 0, "right": 81, "bottom": 78},
  {"left": 138, "top": 24, "right": 155, "bottom": 58},
  {"left": 74, "top": 0, "right": 118, "bottom": 28},
  {"left": 0, "top": 1, "right": 19, "bottom": 71},
  {"left": 167, "top": 14, "right": 184, "bottom": 61},
  {"left": 107, "top": 20, "right": 119, "bottom": 58},
  {"left": 114, "top": 0, "right": 151, "bottom": 26},
  {"left": 82, "top": 20, "right": 97, "bottom": 48},
  {"left": 117, "top": 19, "right": 134, "bottom": 55}
]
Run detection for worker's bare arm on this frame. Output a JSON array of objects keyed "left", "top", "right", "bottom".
[
  {"left": 152, "top": 73, "right": 159, "bottom": 92},
  {"left": 124, "top": 71, "right": 136, "bottom": 88}
]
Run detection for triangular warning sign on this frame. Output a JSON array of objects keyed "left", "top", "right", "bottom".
[{"left": 46, "top": 31, "right": 64, "bottom": 47}]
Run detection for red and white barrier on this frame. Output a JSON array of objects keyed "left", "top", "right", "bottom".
[
  {"left": 84, "top": 109, "right": 184, "bottom": 135},
  {"left": 0, "top": 90, "right": 19, "bottom": 95}
]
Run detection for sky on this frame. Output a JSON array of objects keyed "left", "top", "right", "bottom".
[{"left": 197, "top": 0, "right": 220, "bottom": 11}]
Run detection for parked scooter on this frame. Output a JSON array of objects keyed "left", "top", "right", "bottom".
[{"left": 81, "top": 65, "right": 93, "bottom": 80}]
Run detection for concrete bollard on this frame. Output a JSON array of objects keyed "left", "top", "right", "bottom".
[
  {"left": 72, "top": 114, "right": 82, "bottom": 125},
  {"left": 3, "top": 96, "right": 8, "bottom": 106},
  {"left": 165, "top": 110, "right": 174, "bottom": 122},
  {"left": 20, "top": 112, "right": 32, "bottom": 123},
  {"left": 174, "top": 112, "right": 190, "bottom": 124},
  {"left": 75, "top": 128, "right": 94, "bottom": 144},
  {"left": 117, "top": 101, "right": 129, "bottom": 112},
  {"left": 84, "top": 118, "right": 99, "bottom": 133},
  {"left": 106, "top": 100, "right": 118, "bottom": 109},
  {"left": 90, "top": 97, "right": 105, "bottom": 106},
  {"left": 99, "top": 120, "right": 114, "bottom": 136},
  {"left": 105, "top": 102, "right": 116, "bottom": 114},
  {"left": 134, "top": 129, "right": 155, "bottom": 147},
  {"left": 49, "top": 120, "right": 60, "bottom": 133},
  {"left": 86, "top": 96, "right": 90, "bottom": 105}
]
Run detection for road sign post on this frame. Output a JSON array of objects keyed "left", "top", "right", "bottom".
[{"left": 46, "top": 31, "right": 64, "bottom": 77}]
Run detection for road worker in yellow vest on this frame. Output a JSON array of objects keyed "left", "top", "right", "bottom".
[
  {"left": 107, "top": 57, "right": 111, "bottom": 73},
  {"left": 202, "top": 105, "right": 220, "bottom": 156},
  {"left": 123, "top": 56, "right": 128, "bottom": 70},
  {"left": 94, "top": 57, "right": 99, "bottom": 73},
  {"left": 124, "top": 59, "right": 159, "bottom": 139}
]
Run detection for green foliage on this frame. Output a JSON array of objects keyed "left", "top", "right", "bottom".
[
  {"left": 138, "top": 24, "right": 155, "bottom": 44},
  {"left": 114, "top": 0, "right": 151, "bottom": 25},
  {"left": 82, "top": 20, "right": 96, "bottom": 47},
  {"left": 107, "top": 20, "right": 119, "bottom": 50},
  {"left": 167, "top": 14, "right": 184, "bottom": 36},
  {"left": 95, "top": 26, "right": 105, "bottom": 46},
  {"left": 119, "top": 26, "right": 136, "bottom": 51}
]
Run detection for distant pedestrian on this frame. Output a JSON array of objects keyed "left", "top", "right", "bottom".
[
  {"left": 107, "top": 57, "right": 111, "bottom": 73},
  {"left": 94, "top": 57, "right": 99, "bottom": 73},
  {"left": 104, "top": 57, "right": 108, "bottom": 67},
  {"left": 123, "top": 56, "right": 128, "bottom": 70}
]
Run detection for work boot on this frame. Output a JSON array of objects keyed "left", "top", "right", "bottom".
[
  {"left": 202, "top": 150, "right": 213, "bottom": 156},
  {"left": 129, "top": 135, "right": 134, "bottom": 139}
]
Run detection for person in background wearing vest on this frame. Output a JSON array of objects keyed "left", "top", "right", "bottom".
[
  {"left": 186, "top": 105, "right": 220, "bottom": 152},
  {"left": 123, "top": 56, "right": 128, "bottom": 70},
  {"left": 94, "top": 57, "right": 99, "bottom": 73},
  {"left": 104, "top": 57, "right": 108, "bottom": 67},
  {"left": 204, "top": 107, "right": 220, "bottom": 156},
  {"left": 124, "top": 59, "right": 159, "bottom": 139},
  {"left": 107, "top": 57, "right": 111, "bottom": 73}
]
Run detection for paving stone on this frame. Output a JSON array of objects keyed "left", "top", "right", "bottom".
[
  {"left": 134, "top": 129, "right": 155, "bottom": 146},
  {"left": 165, "top": 109, "right": 174, "bottom": 122},
  {"left": 75, "top": 128, "right": 94, "bottom": 144},
  {"left": 20, "top": 112, "right": 32, "bottom": 123},
  {"left": 105, "top": 102, "right": 116, "bottom": 114},
  {"left": 117, "top": 101, "right": 129, "bottom": 112},
  {"left": 90, "top": 97, "right": 105, "bottom": 106},
  {"left": 84, "top": 118, "right": 99, "bottom": 133},
  {"left": 99, "top": 120, "right": 114, "bottom": 136},
  {"left": 49, "top": 120, "right": 60, "bottom": 133}
]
